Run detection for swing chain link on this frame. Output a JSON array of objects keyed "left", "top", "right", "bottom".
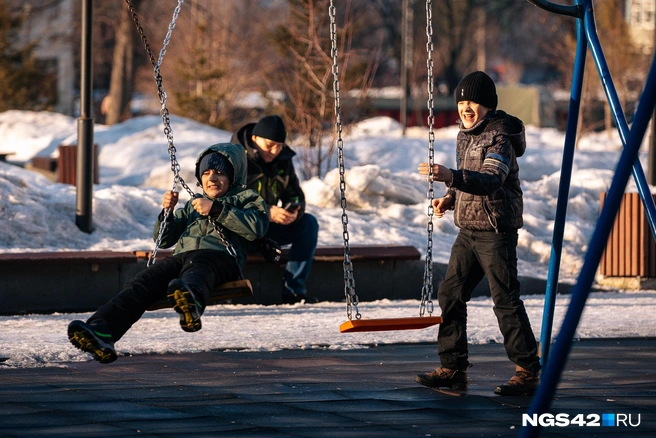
[
  {"left": 208, "top": 217, "right": 245, "bottom": 279},
  {"left": 420, "top": 0, "right": 435, "bottom": 317},
  {"left": 127, "top": 0, "right": 240, "bottom": 272},
  {"left": 330, "top": 1, "right": 359, "bottom": 321}
]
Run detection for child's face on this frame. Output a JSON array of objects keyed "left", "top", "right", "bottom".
[
  {"left": 201, "top": 169, "right": 230, "bottom": 198},
  {"left": 457, "top": 101, "right": 491, "bottom": 129},
  {"left": 252, "top": 135, "right": 284, "bottom": 163}
]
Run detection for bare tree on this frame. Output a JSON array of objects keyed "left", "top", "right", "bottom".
[
  {"left": 267, "top": 0, "right": 379, "bottom": 178},
  {"left": 104, "top": 0, "right": 142, "bottom": 125}
]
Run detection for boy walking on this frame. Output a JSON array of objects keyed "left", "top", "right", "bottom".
[
  {"left": 68, "top": 142, "right": 269, "bottom": 363},
  {"left": 416, "top": 71, "right": 541, "bottom": 396}
]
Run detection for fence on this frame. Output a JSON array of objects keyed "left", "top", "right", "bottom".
[{"left": 600, "top": 192, "right": 656, "bottom": 278}]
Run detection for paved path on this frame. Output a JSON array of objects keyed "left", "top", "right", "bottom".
[{"left": 1, "top": 339, "right": 655, "bottom": 437}]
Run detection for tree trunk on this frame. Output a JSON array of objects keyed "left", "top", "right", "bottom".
[{"left": 104, "top": 1, "right": 140, "bottom": 125}]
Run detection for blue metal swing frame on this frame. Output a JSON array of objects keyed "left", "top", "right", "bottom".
[{"left": 522, "top": 1, "right": 656, "bottom": 437}]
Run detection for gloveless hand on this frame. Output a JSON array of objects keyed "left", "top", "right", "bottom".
[{"left": 417, "top": 162, "right": 453, "bottom": 182}]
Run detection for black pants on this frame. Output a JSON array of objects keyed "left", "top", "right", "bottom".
[
  {"left": 437, "top": 229, "right": 540, "bottom": 374},
  {"left": 89, "top": 250, "right": 240, "bottom": 341}
]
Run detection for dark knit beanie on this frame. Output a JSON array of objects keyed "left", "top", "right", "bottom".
[
  {"left": 252, "top": 115, "right": 286, "bottom": 143},
  {"left": 454, "top": 71, "right": 498, "bottom": 109},
  {"left": 197, "top": 152, "right": 234, "bottom": 184}
]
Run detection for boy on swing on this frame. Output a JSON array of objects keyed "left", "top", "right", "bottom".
[
  {"left": 68, "top": 142, "right": 269, "bottom": 363},
  {"left": 416, "top": 71, "right": 541, "bottom": 396}
]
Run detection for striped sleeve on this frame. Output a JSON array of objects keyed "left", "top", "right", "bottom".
[{"left": 483, "top": 152, "right": 510, "bottom": 177}]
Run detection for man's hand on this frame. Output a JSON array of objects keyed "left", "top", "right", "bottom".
[
  {"left": 418, "top": 162, "right": 454, "bottom": 182},
  {"left": 162, "top": 191, "right": 179, "bottom": 209},
  {"left": 191, "top": 197, "right": 214, "bottom": 216},
  {"left": 432, "top": 195, "right": 454, "bottom": 218},
  {"left": 269, "top": 205, "right": 299, "bottom": 225}
]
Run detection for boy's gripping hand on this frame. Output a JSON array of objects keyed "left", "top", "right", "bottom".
[
  {"left": 432, "top": 195, "right": 454, "bottom": 218},
  {"left": 418, "top": 162, "right": 454, "bottom": 183},
  {"left": 162, "top": 191, "right": 179, "bottom": 209},
  {"left": 191, "top": 197, "right": 214, "bottom": 216}
]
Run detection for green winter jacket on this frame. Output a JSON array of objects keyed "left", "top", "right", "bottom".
[{"left": 153, "top": 142, "right": 269, "bottom": 268}]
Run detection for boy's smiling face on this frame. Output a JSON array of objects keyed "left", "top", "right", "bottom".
[
  {"left": 201, "top": 169, "right": 230, "bottom": 198},
  {"left": 457, "top": 101, "right": 491, "bottom": 129}
]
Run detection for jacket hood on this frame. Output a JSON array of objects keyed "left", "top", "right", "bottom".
[
  {"left": 195, "top": 142, "right": 247, "bottom": 197},
  {"left": 488, "top": 110, "right": 526, "bottom": 158}
]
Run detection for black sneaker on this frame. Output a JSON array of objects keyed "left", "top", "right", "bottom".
[
  {"left": 167, "top": 279, "right": 203, "bottom": 332},
  {"left": 494, "top": 367, "right": 540, "bottom": 396},
  {"left": 68, "top": 320, "right": 117, "bottom": 364},
  {"left": 282, "top": 292, "right": 319, "bottom": 304},
  {"left": 415, "top": 367, "right": 468, "bottom": 390}
]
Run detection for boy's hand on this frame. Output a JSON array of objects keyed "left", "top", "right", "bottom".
[
  {"left": 418, "top": 162, "right": 454, "bottom": 182},
  {"left": 162, "top": 191, "right": 179, "bottom": 209},
  {"left": 191, "top": 197, "right": 214, "bottom": 216},
  {"left": 269, "top": 205, "right": 299, "bottom": 225},
  {"left": 432, "top": 196, "right": 454, "bottom": 218}
]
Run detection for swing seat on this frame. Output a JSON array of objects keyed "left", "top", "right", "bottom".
[
  {"left": 147, "top": 279, "right": 253, "bottom": 311},
  {"left": 339, "top": 316, "right": 442, "bottom": 333}
]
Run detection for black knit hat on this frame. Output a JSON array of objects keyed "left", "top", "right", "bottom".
[
  {"left": 252, "top": 115, "right": 286, "bottom": 143},
  {"left": 454, "top": 71, "right": 498, "bottom": 109},
  {"left": 197, "top": 152, "right": 234, "bottom": 184}
]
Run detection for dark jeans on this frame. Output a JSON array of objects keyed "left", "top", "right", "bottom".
[
  {"left": 265, "top": 213, "right": 318, "bottom": 296},
  {"left": 437, "top": 229, "right": 540, "bottom": 374},
  {"left": 89, "top": 250, "right": 240, "bottom": 341}
]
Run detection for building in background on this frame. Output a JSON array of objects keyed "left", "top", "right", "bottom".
[
  {"left": 625, "top": 0, "right": 656, "bottom": 53},
  {"left": 12, "top": 0, "right": 75, "bottom": 115}
]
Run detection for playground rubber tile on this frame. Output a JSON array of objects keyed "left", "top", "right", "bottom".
[
  {"left": 1, "top": 340, "right": 655, "bottom": 437},
  {"left": 0, "top": 423, "right": 131, "bottom": 437}
]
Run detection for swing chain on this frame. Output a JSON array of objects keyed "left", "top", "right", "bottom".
[
  {"left": 208, "top": 217, "right": 245, "bottom": 279},
  {"left": 330, "top": 1, "right": 359, "bottom": 321},
  {"left": 420, "top": 0, "right": 435, "bottom": 317}
]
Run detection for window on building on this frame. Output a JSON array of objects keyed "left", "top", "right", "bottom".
[{"left": 629, "top": 0, "right": 656, "bottom": 26}]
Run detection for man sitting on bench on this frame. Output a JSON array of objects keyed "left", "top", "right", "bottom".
[{"left": 232, "top": 115, "right": 319, "bottom": 304}]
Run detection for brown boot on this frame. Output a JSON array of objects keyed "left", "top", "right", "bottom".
[
  {"left": 415, "top": 367, "right": 468, "bottom": 390},
  {"left": 494, "top": 366, "right": 539, "bottom": 396}
]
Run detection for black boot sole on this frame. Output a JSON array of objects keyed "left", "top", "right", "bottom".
[
  {"left": 167, "top": 280, "right": 202, "bottom": 333},
  {"left": 68, "top": 320, "right": 117, "bottom": 364}
]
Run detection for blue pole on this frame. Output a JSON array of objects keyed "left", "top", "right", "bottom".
[
  {"left": 539, "top": 4, "right": 586, "bottom": 366},
  {"left": 520, "top": 48, "right": 656, "bottom": 438},
  {"left": 584, "top": 7, "right": 656, "bottom": 241}
]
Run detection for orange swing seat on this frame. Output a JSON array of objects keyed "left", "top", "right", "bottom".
[{"left": 339, "top": 315, "right": 442, "bottom": 333}]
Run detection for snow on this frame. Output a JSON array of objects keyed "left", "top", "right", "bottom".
[{"left": 0, "top": 110, "right": 655, "bottom": 369}]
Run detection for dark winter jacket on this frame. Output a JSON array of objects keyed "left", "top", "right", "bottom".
[
  {"left": 153, "top": 142, "right": 269, "bottom": 268},
  {"left": 231, "top": 123, "right": 306, "bottom": 220},
  {"left": 445, "top": 110, "right": 525, "bottom": 232}
]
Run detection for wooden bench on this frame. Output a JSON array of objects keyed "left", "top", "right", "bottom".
[
  {"left": 134, "top": 245, "right": 422, "bottom": 264},
  {"left": 139, "top": 245, "right": 421, "bottom": 310},
  {"left": 0, "top": 246, "right": 421, "bottom": 312},
  {"left": 0, "top": 246, "right": 421, "bottom": 267}
]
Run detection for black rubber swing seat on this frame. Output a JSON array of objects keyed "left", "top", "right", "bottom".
[
  {"left": 339, "top": 316, "right": 443, "bottom": 333},
  {"left": 147, "top": 279, "right": 253, "bottom": 311}
]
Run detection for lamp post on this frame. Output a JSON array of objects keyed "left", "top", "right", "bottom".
[{"left": 76, "top": 0, "right": 94, "bottom": 232}]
